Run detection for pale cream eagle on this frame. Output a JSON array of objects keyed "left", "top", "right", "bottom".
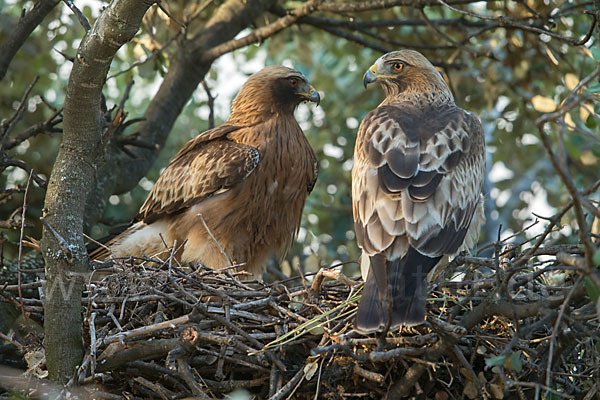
[{"left": 352, "top": 50, "right": 485, "bottom": 332}]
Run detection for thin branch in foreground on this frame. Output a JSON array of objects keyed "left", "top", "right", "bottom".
[
  {"left": 40, "top": 216, "right": 73, "bottom": 264},
  {"left": 201, "top": 80, "right": 216, "bottom": 129},
  {"left": 157, "top": 1, "right": 187, "bottom": 31},
  {"left": 544, "top": 276, "right": 583, "bottom": 393},
  {"left": 62, "top": 0, "right": 91, "bottom": 31},
  {"left": 16, "top": 170, "right": 33, "bottom": 333}
]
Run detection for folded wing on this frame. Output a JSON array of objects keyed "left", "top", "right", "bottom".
[
  {"left": 137, "top": 125, "right": 260, "bottom": 224},
  {"left": 353, "top": 103, "right": 484, "bottom": 261}
]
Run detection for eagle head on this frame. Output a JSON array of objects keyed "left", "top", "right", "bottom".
[
  {"left": 363, "top": 50, "right": 452, "bottom": 101},
  {"left": 231, "top": 66, "right": 320, "bottom": 123}
]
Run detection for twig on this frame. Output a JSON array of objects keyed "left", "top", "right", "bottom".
[
  {"left": 544, "top": 276, "right": 582, "bottom": 392},
  {"left": 157, "top": 2, "right": 186, "bottom": 31},
  {"left": 353, "top": 364, "right": 384, "bottom": 383},
  {"left": 197, "top": 213, "right": 233, "bottom": 267},
  {"left": 201, "top": 80, "right": 215, "bottom": 129},
  {"left": 62, "top": 0, "right": 91, "bottom": 31},
  {"left": 1, "top": 158, "right": 47, "bottom": 187},
  {"left": 40, "top": 216, "right": 72, "bottom": 263},
  {"left": 0, "top": 332, "right": 24, "bottom": 350},
  {"left": 270, "top": 366, "right": 305, "bottom": 400},
  {"left": 194, "top": 303, "right": 288, "bottom": 371},
  {"left": 436, "top": 0, "right": 597, "bottom": 46},
  {"left": 506, "top": 380, "right": 573, "bottom": 399},
  {"left": 419, "top": 8, "right": 487, "bottom": 58},
  {"left": 16, "top": 169, "right": 33, "bottom": 333},
  {"left": 107, "top": 35, "right": 178, "bottom": 80},
  {"left": 100, "top": 313, "right": 194, "bottom": 346},
  {"left": 536, "top": 66, "right": 600, "bottom": 279},
  {"left": 0, "top": 76, "right": 39, "bottom": 145},
  {"left": 310, "top": 268, "right": 356, "bottom": 297},
  {"left": 200, "top": 0, "right": 322, "bottom": 62},
  {"left": 176, "top": 358, "right": 211, "bottom": 399},
  {"left": 311, "top": 343, "right": 424, "bottom": 361},
  {"left": 3, "top": 107, "right": 63, "bottom": 150},
  {"left": 89, "top": 312, "right": 97, "bottom": 375}
]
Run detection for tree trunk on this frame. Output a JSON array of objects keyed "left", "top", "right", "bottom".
[{"left": 41, "top": 0, "right": 155, "bottom": 382}]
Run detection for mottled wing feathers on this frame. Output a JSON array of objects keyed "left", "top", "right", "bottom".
[
  {"left": 353, "top": 103, "right": 484, "bottom": 259},
  {"left": 137, "top": 126, "right": 260, "bottom": 224}
]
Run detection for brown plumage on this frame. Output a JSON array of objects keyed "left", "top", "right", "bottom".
[
  {"left": 91, "top": 66, "right": 320, "bottom": 275},
  {"left": 352, "top": 50, "right": 485, "bottom": 333}
]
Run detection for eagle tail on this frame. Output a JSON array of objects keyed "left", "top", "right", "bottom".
[{"left": 355, "top": 248, "right": 441, "bottom": 333}]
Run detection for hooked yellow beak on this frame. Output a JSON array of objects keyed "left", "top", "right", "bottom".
[
  {"left": 363, "top": 64, "right": 378, "bottom": 88},
  {"left": 298, "top": 85, "right": 320, "bottom": 106}
]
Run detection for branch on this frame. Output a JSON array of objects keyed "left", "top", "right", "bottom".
[
  {"left": 201, "top": 80, "right": 215, "bottom": 129},
  {"left": 0, "top": 76, "right": 40, "bottom": 147},
  {"left": 3, "top": 108, "right": 63, "bottom": 151},
  {"left": 419, "top": 8, "right": 490, "bottom": 58},
  {"left": 436, "top": 0, "right": 597, "bottom": 46},
  {"left": 2, "top": 158, "right": 47, "bottom": 188},
  {"left": 62, "top": 0, "right": 91, "bottom": 31},
  {"left": 16, "top": 170, "right": 33, "bottom": 333},
  {"left": 535, "top": 65, "right": 600, "bottom": 274},
  {"left": 317, "top": 0, "right": 484, "bottom": 12},
  {"left": 0, "top": 0, "right": 60, "bottom": 80},
  {"left": 269, "top": 5, "right": 466, "bottom": 66},
  {"left": 200, "top": 0, "right": 322, "bottom": 62}
]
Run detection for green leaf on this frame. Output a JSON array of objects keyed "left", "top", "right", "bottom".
[
  {"left": 508, "top": 351, "right": 523, "bottom": 372},
  {"left": 586, "top": 83, "right": 600, "bottom": 94},
  {"left": 592, "top": 48, "right": 600, "bottom": 63},
  {"left": 485, "top": 355, "right": 506, "bottom": 368},
  {"left": 594, "top": 248, "right": 600, "bottom": 266},
  {"left": 584, "top": 277, "right": 600, "bottom": 303}
]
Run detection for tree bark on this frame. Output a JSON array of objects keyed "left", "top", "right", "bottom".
[
  {"left": 83, "top": 0, "right": 277, "bottom": 230},
  {"left": 41, "top": 0, "right": 155, "bottom": 382},
  {"left": 0, "top": 0, "right": 60, "bottom": 81}
]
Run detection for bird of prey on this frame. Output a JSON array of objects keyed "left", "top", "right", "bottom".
[
  {"left": 352, "top": 50, "right": 485, "bottom": 333},
  {"left": 91, "top": 66, "right": 320, "bottom": 276}
]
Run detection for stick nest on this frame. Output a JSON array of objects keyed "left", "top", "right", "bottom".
[{"left": 2, "top": 238, "right": 599, "bottom": 400}]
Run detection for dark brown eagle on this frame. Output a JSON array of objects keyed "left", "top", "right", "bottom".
[
  {"left": 91, "top": 66, "right": 320, "bottom": 276},
  {"left": 352, "top": 50, "right": 485, "bottom": 333}
]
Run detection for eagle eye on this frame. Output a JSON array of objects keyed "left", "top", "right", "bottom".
[
  {"left": 289, "top": 77, "right": 300, "bottom": 87},
  {"left": 393, "top": 62, "right": 404, "bottom": 72}
]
